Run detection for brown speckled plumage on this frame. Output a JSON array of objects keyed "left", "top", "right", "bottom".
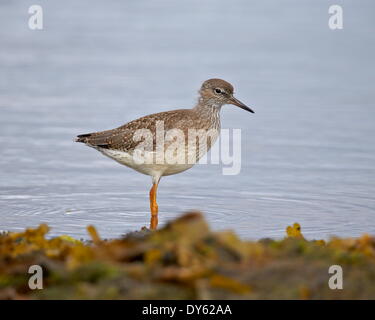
[
  {"left": 76, "top": 108, "right": 219, "bottom": 153},
  {"left": 75, "top": 78, "right": 253, "bottom": 230},
  {"left": 76, "top": 78, "right": 248, "bottom": 154}
]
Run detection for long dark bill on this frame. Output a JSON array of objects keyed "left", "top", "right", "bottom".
[{"left": 229, "top": 96, "right": 255, "bottom": 113}]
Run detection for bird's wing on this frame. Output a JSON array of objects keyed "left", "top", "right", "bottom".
[{"left": 76, "top": 109, "right": 193, "bottom": 152}]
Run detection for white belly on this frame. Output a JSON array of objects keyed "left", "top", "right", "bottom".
[
  {"left": 97, "top": 148, "right": 195, "bottom": 177},
  {"left": 95, "top": 126, "right": 220, "bottom": 179}
]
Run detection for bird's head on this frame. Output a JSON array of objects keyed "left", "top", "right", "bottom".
[{"left": 199, "top": 78, "right": 254, "bottom": 113}]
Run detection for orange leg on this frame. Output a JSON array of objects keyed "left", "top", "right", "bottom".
[{"left": 149, "top": 183, "right": 159, "bottom": 230}]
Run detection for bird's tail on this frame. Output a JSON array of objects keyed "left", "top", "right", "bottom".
[{"left": 75, "top": 133, "right": 92, "bottom": 143}]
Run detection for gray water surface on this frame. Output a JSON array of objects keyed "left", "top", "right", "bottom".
[{"left": 1, "top": 0, "right": 375, "bottom": 240}]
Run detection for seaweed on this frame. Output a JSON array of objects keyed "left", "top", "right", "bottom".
[{"left": 0, "top": 212, "right": 374, "bottom": 299}]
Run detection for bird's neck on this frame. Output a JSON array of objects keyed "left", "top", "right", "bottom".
[
  {"left": 194, "top": 98, "right": 223, "bottom": 115},
  {"left": 193, "top": 99, "right": 222, "bottom": 129}
]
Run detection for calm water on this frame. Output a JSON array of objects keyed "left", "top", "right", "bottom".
[{"left": 1, "top": 0, "right": 374, "bottom": 240}]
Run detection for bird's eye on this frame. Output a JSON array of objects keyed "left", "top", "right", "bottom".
[{"left": 214, "top": 88, "right": 222, "bottom": 94}]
